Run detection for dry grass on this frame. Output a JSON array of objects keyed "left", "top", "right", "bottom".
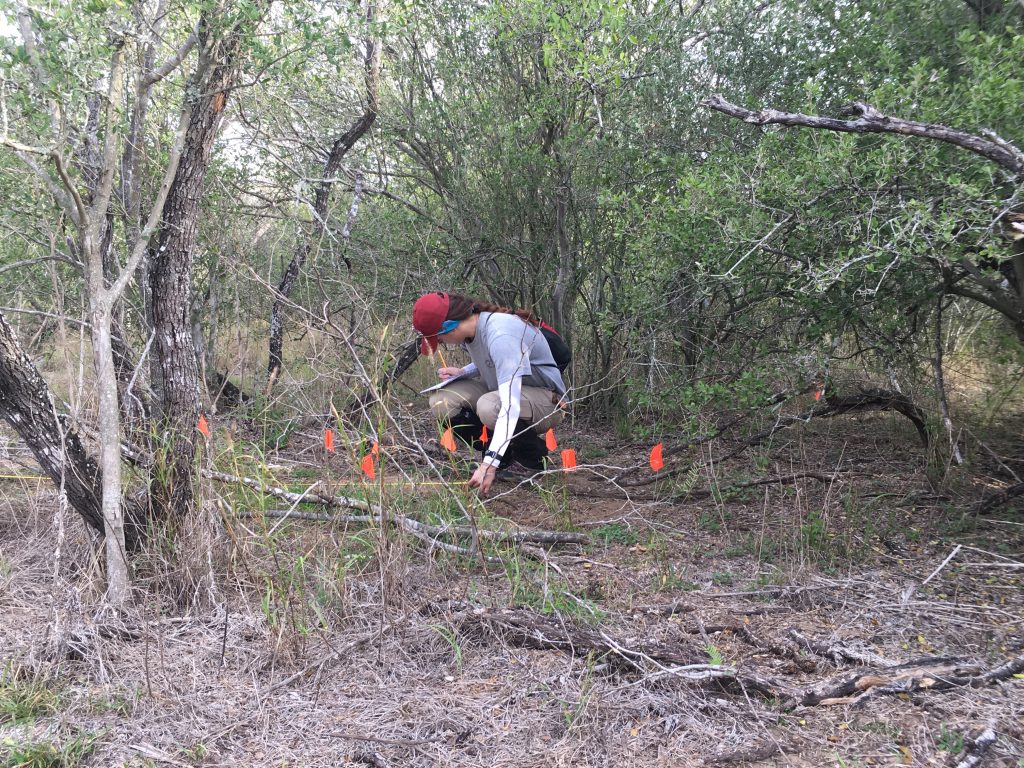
[{"left": 1, "top": 412, "right": 1022, "bottom": 768}]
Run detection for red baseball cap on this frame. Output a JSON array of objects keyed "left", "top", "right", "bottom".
[{"left": 413, "top": 292, "right": 450, "bottom": 355}]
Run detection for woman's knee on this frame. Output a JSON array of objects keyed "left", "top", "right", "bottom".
[
  {"left": 428, "top": 393, "right": 462, "bottom": 420},
  {"left": 532, "top": 408, "right": 565, "bottom": 433},
  {"left": 474, "top": 393, "right": 501, "bottom": 427}
]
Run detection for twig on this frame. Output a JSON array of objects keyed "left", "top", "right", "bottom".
[
  {"left": 206, "top": 469, "right": 588, "bottom": 549},
  {"left": 329, "top": 732, "right": 443, "bottom": 747},
  {"left": 922, "top": 544, "right": 962, "bottom": 586}
]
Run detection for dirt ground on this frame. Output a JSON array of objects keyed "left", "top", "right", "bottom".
[{"left": 1, "top": 411, "right": 1022, "bottom": 767}]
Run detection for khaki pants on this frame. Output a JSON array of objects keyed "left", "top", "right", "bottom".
[{"left": 429, "top": 379, "right": 565, "bottom": 433}]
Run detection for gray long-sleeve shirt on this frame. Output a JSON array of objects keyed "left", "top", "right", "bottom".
[{"left": 463, "top": 312, "right": 566, "bottom": 465}]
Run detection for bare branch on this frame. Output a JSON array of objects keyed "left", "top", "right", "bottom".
[
  {"left": 703, "top": 95, "right": 1024, "bottom": 178},
  {"left": 142, "top": 28, "right": 199, "bottom": 87}
]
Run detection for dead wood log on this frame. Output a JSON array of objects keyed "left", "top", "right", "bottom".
[
  {"left": 978, "top": 481, "right": 1024, "bottom": 514},
  {"left": 787, "top": 629, "right": 894, "bottom": 668},
  {"left": 799, "top": 653, "right": 1024, "bottom": 706},
  {"left": 704, "top": 742, "right": 800, "bottom": 765}
]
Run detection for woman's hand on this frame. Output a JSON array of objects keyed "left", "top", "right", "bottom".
[
  {"left": 468, "top": 462, "right": 498, "bottom": 496},
  {"left": 438, "top": 366, "right": 463, "bottom": 380}
]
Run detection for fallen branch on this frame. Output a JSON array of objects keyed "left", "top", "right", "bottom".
[
  {"left": 978, "top": 481, "right": 1024, "bottom": 514},
  {"left": 798, "top": 653, "right": 1024, "bottom": 706},
  {"left": 705, "top": 742, "right": 800, "bottom": 765},
  {"left": 749, "top": 387, "right": 930, "bottom": 450},
  {"left": 787, "top": 629, "right": 895, "bottom": 668},
  {"left": 954, "top": 725, "right": 997, "bottom": 768},
  {"left": 205, "top": 469, "right": 588, "bottom": 552}
]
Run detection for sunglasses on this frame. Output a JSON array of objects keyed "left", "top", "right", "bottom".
[{"left": 437, "top": 319, "right": 460, "bottom": 335}]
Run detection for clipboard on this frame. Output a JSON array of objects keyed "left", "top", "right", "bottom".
[{"left": 419, "top": 371, "right": 475, "bottom": 395}]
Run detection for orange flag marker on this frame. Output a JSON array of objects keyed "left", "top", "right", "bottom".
[
  {"left": 545, "top": 428, "right": 558, "bottom": 451},
  {"left": 480, "top": 424, "right": 489, "bottom": 443},
  {"left": 561, "top": 448, "right": 577, "bottom": 471},
  {"left": 440, "top": 427, "right": 457, "bottom": 452},
  {"left": 650, "top": 443, "right": 664, "bottom": 472},
  {"left": 324, "top": 428, "right": 335, "bottom": 453},
  {"left": 197, "top": 414, "right": 210, "bottom": 438},
  {"left": 814, "top": 386, "right": 824, "bottom": 402},
  {"left": 360, "top": 453, "right": 376, "bottom": 480},
  {"left": 371, "top": 440, "right": 380, "bottom": 456}
]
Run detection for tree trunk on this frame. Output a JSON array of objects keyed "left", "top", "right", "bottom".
[
  {"left": 87, "top": 294, "right": 131, "bottom": 604},
  {"left": 0, "top": 311, "right": 146, "bottom": 549},
  {"left": 149, "top": 6, "right": 270, "bottom": 518},
  {"left": 267, "top": 5, "right": 379, "bottom": 389},
  {"left": 550, "top": 169, "right": 573, "bottom": 337}
]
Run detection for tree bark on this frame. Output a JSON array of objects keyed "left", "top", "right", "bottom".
[
  {"left": 0, "top": 311, "right": 146, "bottom": 549},
  {"left": 150, "top": 5, "right": 270, "bottom": 517}
]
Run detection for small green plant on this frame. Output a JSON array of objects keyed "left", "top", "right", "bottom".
[
  {"left": 653, "top": 563, "right": 698, "bottom": 592},
  {"left": 696, "top": 510, "right": 720, "bottom": 532},
  {"left": 430, "top": 624, "right": 464, "bottom": 673},
  {"left": 857, "top": 720, "right": 901, "bottom": 739},
  {"left": 184, "top": 741, "right": 209, "bottom": 764},
  {"left": 503, "top": 555, "right": 602, "bottom": 622},
  {"left": 752, "top": 450, "right": 771, "bottom": 473},
  {"left": 88, "top": 688, "right": 137, "bottom": 717},
  {"left": 559, "top": 653, "right": 596, "bottom": 729},
  {"left": 0, "top": 668, "right": 61, "bottom": 724},
  {"left": 669, "top": 464, "right": 701, "bottom": 498},
  {"left": 535, "top": 482, "right": 573, "bottom": 530},
  {"left": 711, "top": 571, "right": 735, "bottom": 587},
  {"left": 705, "top": 644, "right": 724, "bottom": 666},
  {"left": 936, "top": 725, "right": 963, "bottom": 754},
  {"left": 592, "top": 524, "right": 638, "bottom": 546},
  {"left": 800, "top": 509, "right": 827, "bottom": 552},
  {"left": 1, "top": 729, "right": 98, "bottom": 768},
  {"left": 723, "top": 533, "right": 761, "bottom": 558}
]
